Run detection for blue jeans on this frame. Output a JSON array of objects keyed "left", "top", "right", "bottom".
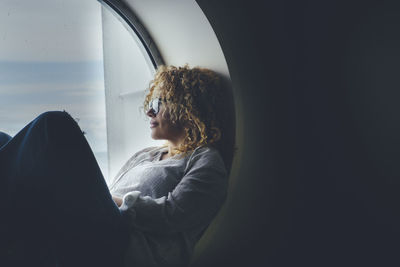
[{"left": 0, "top": 111, "right": 129, "bottom": 267}]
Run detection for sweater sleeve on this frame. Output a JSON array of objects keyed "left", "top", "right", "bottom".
[{"left": 119, "top": 147, "right": 228, "bottom": 234}]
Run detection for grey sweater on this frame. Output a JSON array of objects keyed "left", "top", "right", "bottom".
[{"left": 108, "top": 145, "right": 228, "bottom": 267}]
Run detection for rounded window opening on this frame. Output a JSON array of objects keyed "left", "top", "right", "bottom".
[
  {"left": 99, "top": 0, "right": 165, "bottom": 182},
  {"left": 99, "top": 0, "right": 236, "bottom": 195}
]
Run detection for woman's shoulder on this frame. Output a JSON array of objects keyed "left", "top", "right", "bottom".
[
  {"left": 191, "top": 145, "right": 223, "bottom": 158},
  {"left": 185, "top": 145, "right": 227, "bottom": 173}
]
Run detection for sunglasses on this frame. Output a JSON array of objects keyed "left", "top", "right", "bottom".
[{"left": 148, "top": 97, "right": 162, "bottom": 115}]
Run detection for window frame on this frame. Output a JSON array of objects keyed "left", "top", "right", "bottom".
[{"left": 98, "top": 0, "right": 164, "bottom": 68}]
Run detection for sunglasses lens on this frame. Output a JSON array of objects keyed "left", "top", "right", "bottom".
[
  {"left": 155, "top": 98, "right": 161, "bottom": 114},
  {"left": 149, "top": 98, "right": 160, "bottom": 115}
]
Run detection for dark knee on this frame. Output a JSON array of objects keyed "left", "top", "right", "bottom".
[
  {"left": 38, "top": 111, "right": 72, "bottom": 121},
  {"left": 35, "top": 111, "right": 80, "bottom": 135},
  {"left": 36, "top": 111, "right": 78, "bottom": 128}
]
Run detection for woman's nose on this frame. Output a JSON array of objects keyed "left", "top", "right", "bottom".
[{"left": 146, "top": 108, "right": 155, "bottom": 117}]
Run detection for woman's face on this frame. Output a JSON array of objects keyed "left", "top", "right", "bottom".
[{"left": 146, "top": 89, "right": 184, "bottom": 143}]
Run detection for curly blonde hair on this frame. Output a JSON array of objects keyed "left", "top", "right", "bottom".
[{"left": 144, "top": 65, "right": 224, "bottom": 155}]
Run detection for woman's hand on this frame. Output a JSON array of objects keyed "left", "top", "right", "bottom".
[{"left": 112, "top": 195, "right": 123, "bottom": 207}]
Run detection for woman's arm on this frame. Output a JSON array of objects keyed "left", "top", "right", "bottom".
[{"left": 119, "top": 148, "right": 228, "bottom": 234}]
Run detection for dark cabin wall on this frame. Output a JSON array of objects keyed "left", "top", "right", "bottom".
[{"left": 195, "top": 1, "right": 400, "bottom": 266}]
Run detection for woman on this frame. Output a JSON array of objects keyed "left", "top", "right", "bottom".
[{"left": 0, "top": 65, "right": 232, "bottom": 267}]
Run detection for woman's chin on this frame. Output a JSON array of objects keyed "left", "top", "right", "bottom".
[{"left": 150, "top": 133, "right": 161, "bottom": 140}]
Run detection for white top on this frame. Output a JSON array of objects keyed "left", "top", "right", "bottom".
[{"left": 108, "top": 145, "right": 228, "bottom": 267}]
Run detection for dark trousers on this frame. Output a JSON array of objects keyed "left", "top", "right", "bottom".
[{"left": 0, "top": 111, "right": 129, "bottom": 267}]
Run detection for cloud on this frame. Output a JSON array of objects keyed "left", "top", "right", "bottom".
[
  {"left": 0, "top": 0, "right": 103, "bottom": 62},
  {"left": 0, "top": 81, "right": 105, "bottom": 99},
  {"left": 0, "top": 61, "right": 107, "bottom": 154},
  {"left": 0, "top": 61, "right": 104, "bottom": 85}
]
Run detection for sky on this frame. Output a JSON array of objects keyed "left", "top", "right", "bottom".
[{"left": 0, "top": 0, "right": 109, "bottom": 175}]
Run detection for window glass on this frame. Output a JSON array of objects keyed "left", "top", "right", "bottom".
[
  {"left": 101, "top": 4, "right": 163, "bottom": 182},
  {"left": 0, "top": 0, "right": 108, "bottom": 176}
]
